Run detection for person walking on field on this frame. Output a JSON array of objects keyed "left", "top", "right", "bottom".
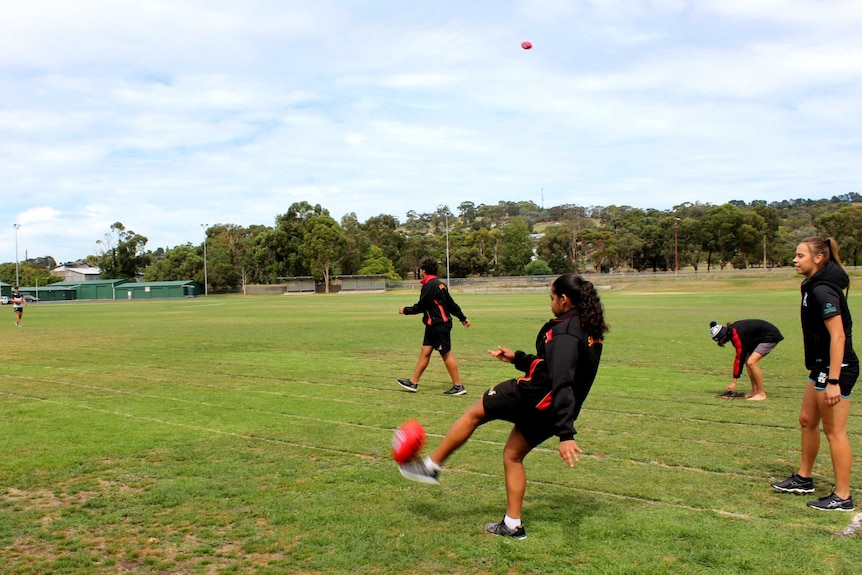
[
  {"left": 11, "top": 286, "right": 26, "bottom": 327},
  {"left": 710, "top": 319, "right": 784, "bottom": 401},
  {"left": 399, "top": 274, "right": 608, "bottom": 539},
  {"left": 772, "top": 237, "right": 859, "bottom": 511},
  {"left": 398, "top": 257, "right": 471, "bottom": 396}
]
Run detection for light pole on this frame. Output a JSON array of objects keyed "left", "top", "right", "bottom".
[
  {"left": 13, "top": 224, "right": 20, "bottom": 286},
  {"left": 445, "top": 210, "right": 450, "bottom": 285},
  {"left": 438, "top": 205, "right": 450, "bottom": 285},
  {"left": 674, "top": 217, "right": 680, "bottom": 277},
  {"left": 201, "top": 223, "right": 209, "bottom": 296}
]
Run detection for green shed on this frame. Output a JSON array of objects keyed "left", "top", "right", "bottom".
[
  {"left": 0, "top": 281, "right": 10, "bottom": 299},
  {"left": 19, "top": 284, "right": 79, "bottom": 302},
  {"left": 117, "top": 280, "right": 203, "bottom": 300},
  {"left": 52, "top": 279, "right": 133, "bottom": 300}
]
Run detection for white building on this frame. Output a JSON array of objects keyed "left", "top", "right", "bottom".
[{"left": 51, "top": 264, "right": 102, "bottom": 282}]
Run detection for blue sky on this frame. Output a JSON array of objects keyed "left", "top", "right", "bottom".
[{"left": 2, "top": 0, "right": 861, "bottom": 263}]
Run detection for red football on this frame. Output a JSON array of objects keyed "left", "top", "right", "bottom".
[
  {"left": 391, "top": 420, "right": 426, "bottom": 464},
  {"left": 521, "top": 41, "right": 532, "bottom": 50}
]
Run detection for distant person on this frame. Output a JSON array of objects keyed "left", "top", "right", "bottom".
[
  {"left": 11, "top": 286, "right": 25, "bottom": 327},
  {"left": 398, "top": 274, "right": 607, "bottom": 539},
  {"left": 398, "top": 258, "right": 470, "bottom": 395},
  {"left": 709, "top": 319, "right": 784, "bottom": 401},
  {"left": 771, "top": 237, "right": 859, "bottom": 511}
]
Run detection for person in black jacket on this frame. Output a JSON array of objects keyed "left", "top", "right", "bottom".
[
  {"left": 398, "top": 258, "right": 471, "bottom": 395},
  {"left": 710, "top": 319, "right": 784, "bottom": 401},
  {"left": 398, "top": 273, "right": 608, "bottom": 539},
  {"left": 772, "top": 237, "right": 859, "bottom": 511}
]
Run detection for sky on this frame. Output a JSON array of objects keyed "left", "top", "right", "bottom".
[{"left": 2, "top": 0, "right": 861, "bottom": 264}]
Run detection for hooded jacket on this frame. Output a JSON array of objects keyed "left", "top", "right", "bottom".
[
  {"left": 511, "top": 311, "right": 603, "bottom": 441},
  {"left": 800, "top": 260, "right": 858, "bottom": 370}
]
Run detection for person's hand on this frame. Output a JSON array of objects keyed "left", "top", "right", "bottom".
[
  {"left": 559, "top": 440, "right": 583, "bottom": 468},
  {"left": 725, "top": 380, "right": 737, "bottom": 393},
  {"left": 398, "top": 307, "right": 405, "bottom": 315},
  {"left": 487, "top": 346, "right": 514, "bottom": 363},
  {"left": 826, "top": 383, "right": 841, "bottom": 407},
  {"left": 462, "top": 319, "right": 471, "bottom": 328}
]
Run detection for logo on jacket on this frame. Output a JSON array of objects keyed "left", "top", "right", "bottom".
[{"left": 823, "top": 302, "right": 837, "bottom": 315}]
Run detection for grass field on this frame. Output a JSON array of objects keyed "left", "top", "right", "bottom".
[{"left": 2, "top": 276, "right": 862, "bottom": 574}]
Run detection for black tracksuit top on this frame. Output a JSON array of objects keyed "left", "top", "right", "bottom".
[
  {"left": 402, "top": 275, "right": 467, "bottom": 326},
  {"left": 512, "top": 311, "right": 603, "bottom": 441},
  {"left": 800, "top": 261, "right": 858, "bottom": 370}
]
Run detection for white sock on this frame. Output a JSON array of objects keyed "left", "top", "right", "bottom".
[
  {"left": 504, "top": 514, "right": 521, "bottom": 529},
  {"left": 424, "top": 456, "right": 441, "bottom": 472}
]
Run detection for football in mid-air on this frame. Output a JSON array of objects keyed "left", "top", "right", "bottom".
[
  {"left": 391, "top": 420, "right": 426, "bottom": 464},
  {"left": 521, "top": 41, "right": 532, "bottom": 50}
]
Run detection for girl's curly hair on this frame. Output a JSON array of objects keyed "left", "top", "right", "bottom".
[{"left": 552, "top": 273, "right": 609, "bottom": 340}]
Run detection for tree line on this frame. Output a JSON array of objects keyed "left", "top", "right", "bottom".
[{"left": 2, "top": 194, "right": 861, "bottom": 292}]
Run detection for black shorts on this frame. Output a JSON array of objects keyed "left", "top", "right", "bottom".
[
  {"left": 810, "top": 364, "right": 860, "bottom": 398},
  {"left": 482, "top": 378, "right": 557, "bottom": 447},
  {"left": 422, "top": 323, "right": 453, "bottom": 354}
]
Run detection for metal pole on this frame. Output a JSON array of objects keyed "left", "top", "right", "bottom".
[
  {"left": 13, "top": 224, "right": 20, "bottom": 286},
  {"left": 674, "top": 217, "right": 680, "bottom": 277},
  {"left": 445, "top": 211, "right": 450, "bottom": 285},
  {"left": 201, "top": 223, "right": 208, "bottom": 296}
]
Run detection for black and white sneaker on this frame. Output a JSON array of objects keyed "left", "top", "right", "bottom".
[
  {"left": 484, "top": 519, "right": 527, "bottom": 539},
  {"left": 443, "top": 385, "right": 466, "bottom": 396},
  {"left": 398, "top": 458, "right": 440, "bottom": 485},
  {"left": 771, "top": 474, "right": 814, "bottom": 494},
  {"left": 397, "top": 379, "right": 418, "bottom": 392},
  {"left": 807, "top": 492, "right": 854, "bottom": 511}
]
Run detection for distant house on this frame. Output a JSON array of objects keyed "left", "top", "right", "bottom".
[{"left": 51, "top": 264, "right": 102, "bottom": 282}]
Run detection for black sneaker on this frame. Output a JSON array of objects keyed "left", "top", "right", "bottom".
[
  {"left": 771, "top": 474, "right": 814, "bottom": 494},
  {"left": 484, "top": 519, "right": 527, "bottom": 540},
  {"left": 398, "top": 459, "right": 439, "bottom": 485},
  {"left": 397, "top": 379, "right": 418, "bottom": 392},
  {"left": 443, "top": 385, "right": 466, "bottom": 396},
  {"left": 807, "top": 492, "right": 854, "bottom": 511}
]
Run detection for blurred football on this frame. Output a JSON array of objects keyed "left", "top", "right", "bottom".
[{"left": 391, "top": 419, "right": 426, "bottom": 464}]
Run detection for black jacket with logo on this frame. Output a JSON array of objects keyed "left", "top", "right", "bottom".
[
  {"left": 512, "top": 311, "right": 603, "bottom": 441},
  {"left": 800, "top": 260, "right": 857, "bottom": 370},
  {"left": 402, "top": 275, "right": 467, "bottom": 326}
]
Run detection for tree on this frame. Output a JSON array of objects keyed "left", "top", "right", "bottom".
[
  {"left": 535, "top": 225, "right": 575, "bottom": 274},
  {"left": 97, "top": 222, "right": 150, "bottom": 279},
  {"left": 361, "top": 214, "right": 406, "bottom": 275},
  {"left": 499, "top": 217, "right": 533, "bottom": 275},
  {"left": 357, "top": 245, "right": 401, "bottom": 280},
  {"left": 273, "top": 202, "right": 329, "bottom": 278},
  {"left": 143, "top": 244, "right": 201, "bottom": 282},
  {"left": 303, "top": 214, "right": 346, "bottom": 293},
  {"left": 339, "top": 213, "right": 371, "bottom": 276},
  {"left": 524, "top": 259, "right": 552, "bottom": 275},
  {"left": 815, "top": 206, "right": 862, "bottom": 266}
]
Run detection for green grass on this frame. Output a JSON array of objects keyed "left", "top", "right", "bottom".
[{"left": 2, "top": 279, "right": 862, "bottom": 574}]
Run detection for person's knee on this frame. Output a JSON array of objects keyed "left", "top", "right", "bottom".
[
  {"left": 798, "top": 411, "right": 818, "bottom": 429},
  {"left": 503, "top": 445, "right": 527, "bottom": 465}
]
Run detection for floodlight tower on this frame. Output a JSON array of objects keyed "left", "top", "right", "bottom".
[
  {"left": 13, "top": 223, "right": 20, "bottom": 286},
  {"left": 201, "top": 223, "right": 209, "bottom": 296}
]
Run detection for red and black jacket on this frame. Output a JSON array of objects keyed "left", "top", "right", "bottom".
[
  {"left": 402, "top": 275, "right": 467, "bottom": 326},
  {"left": 727, "top": 319, "right": 784, "bottom": 379},
  {"left": 512, "top": 311, "right": 603, "bottom": 441}
]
